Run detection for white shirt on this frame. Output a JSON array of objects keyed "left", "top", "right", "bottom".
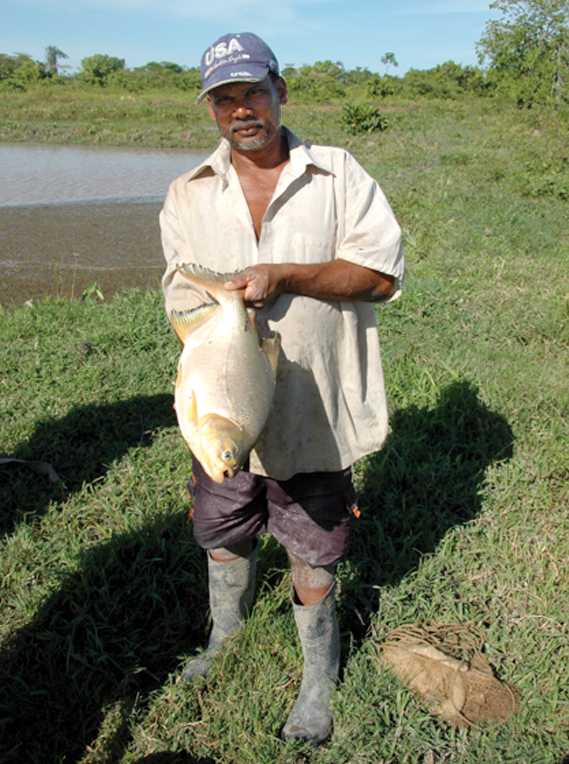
[{"left": 160, "top": 128, "right": 404, "bottom": 480}]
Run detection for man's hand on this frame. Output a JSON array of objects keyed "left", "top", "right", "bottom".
[
  {"left": 224, "top": 264, "right": 288, "bottom": 308},
  {"left": 224, "top": 259, "right": 395, "bottom": 308}
]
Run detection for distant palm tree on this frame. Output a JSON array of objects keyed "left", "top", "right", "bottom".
[
  {"left": 45, "top": 45, "right": 68, "bottom": 76},
  {"left": 381, "top": 52, "right": 399, "bottom": 76}
]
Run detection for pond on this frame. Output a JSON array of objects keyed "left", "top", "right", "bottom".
[{"left": 0, "top": 144, "right": 208, "bottom": 306}]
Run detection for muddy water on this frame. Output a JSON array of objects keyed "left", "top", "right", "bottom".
[{"left": 0, "top": 144, "right": 208, "bottom": 306}]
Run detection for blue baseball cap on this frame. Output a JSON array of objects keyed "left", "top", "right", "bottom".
[{"left": 196, "top": 32, "right": 280, "bottom": 104}]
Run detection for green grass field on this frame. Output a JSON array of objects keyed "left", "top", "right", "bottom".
[{"left": 1, "top": 93, "right": 568, "bottom": 763}]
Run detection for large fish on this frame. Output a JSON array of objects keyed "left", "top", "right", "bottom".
[{"left": 170, "top": 262, "right": 280, "bottom": 485}]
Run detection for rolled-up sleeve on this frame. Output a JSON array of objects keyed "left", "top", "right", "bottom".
[{"left": 333, "top": 151, "right": 404, "bottom": 302}]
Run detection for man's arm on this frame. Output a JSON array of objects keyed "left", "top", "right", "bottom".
[{"left": 223, "top": 259, "right": 395, "bottom": 309}]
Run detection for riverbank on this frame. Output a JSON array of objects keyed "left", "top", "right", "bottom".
[
  {"left": 0, "top": 198, "right": 164, "bottom": 306},
  {"left": 3, "top": 90, "right": 569, "bottom": 308},
  {"left": 0, "top": 142, "right": 209, "bottom": 306}
]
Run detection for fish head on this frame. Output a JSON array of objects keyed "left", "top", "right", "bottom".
[{"left": 197, "top": 414, "right": 247, "bottom": 485}]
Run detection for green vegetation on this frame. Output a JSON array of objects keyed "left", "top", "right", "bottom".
[
  {"left": 3, "top": 1, "right": 569, "bottom": 110},
  {"left": 0, "top": 54, "right": 497, "bottom": 103},
  {"left": 1, "top": 89, "right": 568, "bottom": 762},
  {"left": 78, "top": 54, "right": 127, "bottom": 87},
  {"left": 339, "top": 104, "right": 389, "bottom": 135},
  {"left": 0, "top": 87, "right": 216, "bottom": 148},
  {"left": 477, "top": 0, "right": 569, "bottom": 107}
]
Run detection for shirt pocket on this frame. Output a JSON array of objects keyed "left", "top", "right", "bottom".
[{"left": 291, "top": 232, "right": 335, "bottom": 264}]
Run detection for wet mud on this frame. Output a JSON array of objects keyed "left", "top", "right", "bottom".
[
  {"left": 1, "top": 199, "right": 165, "bottom": 306},
  {"left": 0, "top": 143, "right": 207, "bottom": 306}
]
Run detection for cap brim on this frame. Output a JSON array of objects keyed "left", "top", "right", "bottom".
[
  {"left": 195, "top": 77, "right": 259, "bottom": 105},
  {"left": 195, "top": 64, "right": 274, "bottom": 105}
]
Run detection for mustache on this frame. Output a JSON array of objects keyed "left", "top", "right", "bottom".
[{"left": 229, "top": 119, "right": 265, "bottom": 135}]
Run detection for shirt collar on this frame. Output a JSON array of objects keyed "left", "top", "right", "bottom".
[{"left": 184, "top": 126, "right": 335, "bottom": 184}]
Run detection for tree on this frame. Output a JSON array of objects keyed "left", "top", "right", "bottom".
[
  {"left": 0, "top": 53, "right": 44, "bottom": 90},
  {"left": 381, "top": 52, "right": 399, "bottom": 75},
  {"left": 477, "top": 0, "right": 569, "bottom": 107},
  {"left": 285, "top": 60, "right": 347, "bottom": 102},
  {"left": 79, "top": 54, "right": 125, "bottom": 86},
  {"left": 45, "top": 46, "right": 68, "bottom": 76},
  {"left": 103, "top": 61, "right": 201, "bottom": 92},
  {"left": 0, "top": 53, "right": 33, "bottom": 81},
  {"left": 13, "top": 59, "right": 42, "bottom": 85}
]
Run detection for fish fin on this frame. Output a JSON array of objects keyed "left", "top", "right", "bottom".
[
  {"left": 187, "top": 389, "right": 198, "bottom": 428},
  {"left": 176, "top": 262, "right": 240, "bottom": 301},
  {"left": 261, "top": 333, "right": 281, "bottom": 374},
  {"left": 170, "top": 304, "right": 220, "bottom": 343}
]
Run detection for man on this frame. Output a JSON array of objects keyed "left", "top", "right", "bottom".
[{"left": 160, "top": 32, "right": 404, "bottom": 744}]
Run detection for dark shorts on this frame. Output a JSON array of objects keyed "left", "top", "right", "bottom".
[{"left": 188, "top": 459, "right": 359, "bottom": 568}]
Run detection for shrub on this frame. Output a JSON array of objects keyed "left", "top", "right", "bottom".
[
  {"left": 285, "top": 60, "right": 347, "bottom": 103},
  {"left": 339, "top": 104, "right": 389, "bottom": 135},
  {"left": 79, "top": 54, "right": 126, "bottom": 86},
  {"left": 367, "top": 74, "right": 398, "bottom": 98}
]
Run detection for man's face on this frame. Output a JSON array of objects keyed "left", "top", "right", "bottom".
[{"left": 207, "top": 76, "right": 288, "bottom": 152}]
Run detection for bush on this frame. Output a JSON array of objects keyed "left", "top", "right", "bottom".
[
  {"left": 367, "top": 74, "right": 398, "bottom": 98},
  {"left": 339, "top": 104, "right": 389, "bottom": 134},
  {"left": 78, "top": 54, "right": 126, "bottom": 86},
  {"left": 402, "top": 61, "right": 490, "bottom": 99},
  {"left": 285, "top": 60, "right": 347, "bottom": 103}
]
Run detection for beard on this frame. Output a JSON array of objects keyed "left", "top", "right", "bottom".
[
  {"left": 228, "top": 120, "right": 272, "bottom": 150},
  {"left": 221, "top": 101, "right": 282, "bottom": 151}
]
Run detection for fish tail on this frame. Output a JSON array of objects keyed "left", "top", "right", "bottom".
[{"left": 176, "top": 262, "right": 239, "bottom": 300}]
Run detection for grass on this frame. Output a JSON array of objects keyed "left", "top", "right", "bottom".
[
  {"left": 0, "top": 87, "right": 218, "bottom": 149},
  {"left": 1, "top": 93, "right": 568, "bottom": 763}
]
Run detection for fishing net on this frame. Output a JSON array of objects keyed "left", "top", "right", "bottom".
[{"left": 377, "top": 622, "right": 518, "bottom": 729}]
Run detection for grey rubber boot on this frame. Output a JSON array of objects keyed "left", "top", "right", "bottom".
[
  {"left": 181, "top": 544, "right": 257, "bottom": 681},
  {"left": 282, "top": 582, "right": 340, "bottom": 744}
]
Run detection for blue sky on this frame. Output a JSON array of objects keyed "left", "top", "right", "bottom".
[{"left": 1, "top": 0, "right": 501, "bottom": 75}]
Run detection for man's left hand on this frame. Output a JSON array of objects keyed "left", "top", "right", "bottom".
[{"left": 224, "top": 264, "right": 287, "bottom": 308}]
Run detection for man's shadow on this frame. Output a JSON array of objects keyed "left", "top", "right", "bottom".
[
  {"left": 0, "top": 483, "right": 214, "bottom": 763},
  {"left": 337, "top": 379, "right": 514, "bottom": 643},
  {"left": 0, "top": 394, "right": 219, "bottom": 762},
  {"left": 1, "top": 393, "right": 177, "bottom": 537}
]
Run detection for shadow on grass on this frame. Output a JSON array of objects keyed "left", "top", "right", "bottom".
[
  {"left": 0, "top": 393, "right": 216, "bottom": 762},
  {"left": 0, "top": 511, "right": 212, "bottom": 764},
  {"left": 129, "top": 756, "right": 217, "bottom": 764},
  {"left": 0, "top": 393, "right": 177, "bottom": 536},
  {"left": 339, "top": 379, "right": 514, "bottom": 643},
  {"left": 0, "top": 380, "right": 513, "bottom": 762}
]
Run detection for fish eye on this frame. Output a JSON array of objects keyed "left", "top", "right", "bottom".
[{"left": 221, "top": 449, "right": 235, "bottom": 463}]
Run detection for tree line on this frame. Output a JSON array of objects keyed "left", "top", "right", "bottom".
[{"left": 1, "top": 0, "right": 568, "bottom": 108}]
